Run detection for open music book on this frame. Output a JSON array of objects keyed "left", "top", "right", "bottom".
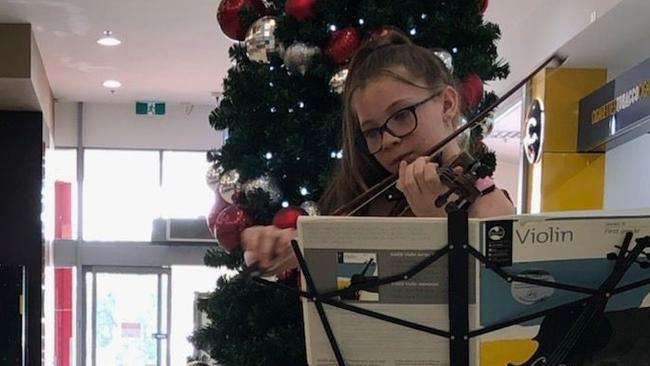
[{"left": 296, "top": 210, "right": 650, "bottom": 366}]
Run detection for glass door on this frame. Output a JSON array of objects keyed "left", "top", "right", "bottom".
[{"left": 84, "top": 267, "right": 170, "bottom": 366}]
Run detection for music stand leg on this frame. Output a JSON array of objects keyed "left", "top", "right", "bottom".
[
  {"left": 291, "top": 240, "right": 347, "bottom": 366},
  {"left": 448, "top": 209, "right": 470, "bottom": 366}
]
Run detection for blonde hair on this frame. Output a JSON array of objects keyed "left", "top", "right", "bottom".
[{"left": 319, "top": 29, "right": 463, "bottom": 215}]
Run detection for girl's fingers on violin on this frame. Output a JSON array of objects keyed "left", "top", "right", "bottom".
[
  {"left": 412, "top": 157, "right": 429, "bottom": 193},
  {"left": 422, "top": 162, "right": 441, "bottom": 193},
  {"left": 402, "top": 160, "right": 415, "bottom": 193},
  {"left": 400, "top": 159, "right": 423, "bottom": 196},
  {"left": 396, "top": 160, "right": 407, "bottom": 192}
]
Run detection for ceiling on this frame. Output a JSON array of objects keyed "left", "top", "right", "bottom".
[
  {"left": 0, "top": 0, "right": 545, "bottom": 106},
  {"left": 558, "top": 0, "right": 650, "bottom": 80},
  {"left": 7, "top": 0, "right": 638, "bottom": 169},
  {"left": 0, "top": 0, "right": 229, "bottom": 105}
]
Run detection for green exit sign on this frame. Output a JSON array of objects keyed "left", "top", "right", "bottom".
[{"left": 136, "top": 101, "right": 166, "bottom": 115}]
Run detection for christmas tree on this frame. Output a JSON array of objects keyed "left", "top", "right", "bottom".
[{"left": 192, "top": 1, "right": 509, "bottom": 365}]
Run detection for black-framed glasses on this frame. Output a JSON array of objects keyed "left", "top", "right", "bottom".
[{"left": 358, "top": 93, "right": 440, "bottom": 154}]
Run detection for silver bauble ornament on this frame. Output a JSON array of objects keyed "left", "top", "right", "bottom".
[
  {"left": 206, "top": 164, "right": 224, "bottom": 192},
  {"left": 245, "top": 16, "right": 284, "bottom": 63},
  {"left": 299, "top": 201, "right": 320, "bottom": 216},
  {"left": 283, "top": 42, "right": 321, "bottom": 75},
  {"left": 217, "top": 169, "right": 242, "bottom": 204},
  {"left": 329, "top": 68, "right": 349, "bottom": 94},
  {"left": 480, "top": 117, "right": 494, "bottom": 138},
  {"left": 432, "top": 48, "right": 454, "bottom": 73},
  {"left": 242, "top": 175, "right": 282, "bottom": 205}
]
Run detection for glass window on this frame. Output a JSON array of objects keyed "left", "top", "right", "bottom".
[
  {"left": 86, "top": 270, "right": 94, "bottom": 366},
  {"left": 93, "top": 272, "right": 159, "bottom": 366},
  {"left": 161, "top": 151, "right": 213, "bottom": 219},
  {"left": 83, "top": 149, "right": 160, "bottom": 241},
  {"left": 170, "top": 265, "right": 234, "bottom": 365}
]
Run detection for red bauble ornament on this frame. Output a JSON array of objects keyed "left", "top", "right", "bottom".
[
  {"left": 272, "top": 206, "right": 307, "bottom": 229},
  {"left": 285, "top": 0, "right": 316, "bottom": 22},
  {"left": 479, "top": 0, "right": 489, "bottom": 15},
  {"left": 461, "top": 73, "right": 484, "bottom": 110},
  {"left": 207, "top": 193, "right": 231, "bottom": 232},
  {"left": 213, "top": 205, "right": 253, "bottom": 252},
  {"left": 217, "top": 0, "right": 266, "bottom": 41},
  {"left": 325, "top": 27, "right": 361, "bottom": 65}
]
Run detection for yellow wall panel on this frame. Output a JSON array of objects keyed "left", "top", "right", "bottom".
[
  {"left": 531, "top": 69, "right": 546, "bottom": 102},
  {"left": 540, "top": 152, "right": 605, "bottom": 211},
  {"left": 524, "top": 68, "right": 607, "bottom": 213},
  {"left": 543, "top": 68, "right": 607, "bottom": 152}
]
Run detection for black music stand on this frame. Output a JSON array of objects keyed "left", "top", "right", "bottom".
[{"left": 253, "top": 209, "right": 650, "bottom": 366}]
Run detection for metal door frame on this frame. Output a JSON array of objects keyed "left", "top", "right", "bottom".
[{"left": 82, "top": 266, "right": 171, "bottom": 366}]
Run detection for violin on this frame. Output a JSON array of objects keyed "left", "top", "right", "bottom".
[
  {"left": 332, "top": 53, "right": 567, "bottom": 217},
  {"left": 380, "top": 151, "right": 490, "bottom": 217},
  {"left": 434, "top": 151, "right": 488, "bottom": 212}
]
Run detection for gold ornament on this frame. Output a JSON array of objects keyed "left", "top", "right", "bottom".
[
  {"left": 329, "top": 68, "right": 349, "bottom": 94},
  {"left": 245, "top": 16, "right": 284, "bottom": 63}
]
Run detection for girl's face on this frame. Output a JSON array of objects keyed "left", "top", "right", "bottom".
[{"left": 351, "top": 70, "right": 460, "bottom": 174}]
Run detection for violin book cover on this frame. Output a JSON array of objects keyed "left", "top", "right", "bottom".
[
  {"left": 296, "top": 211, "right": 650, "bottom": 366},
  {"left": 479, "top": 210, "right": 650, "bottom": 366}
]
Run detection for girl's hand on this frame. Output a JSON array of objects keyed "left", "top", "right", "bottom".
[
  {"left": 240, "top": 226, "right": 298, "bottom": 276},
  {"left": 396, "top": 156, "right": 515, "bottom": 218},
  {"left": 396, "top": 156, "right": 450, "bottom": 217}
]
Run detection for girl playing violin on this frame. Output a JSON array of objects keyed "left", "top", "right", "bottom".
[{"left": 241, "top": 29, "right": 514, "bottom": 276}]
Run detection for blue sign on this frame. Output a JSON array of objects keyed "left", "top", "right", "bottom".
[{"left": 578, "top": 58, "right": 650, "bottom": 151}]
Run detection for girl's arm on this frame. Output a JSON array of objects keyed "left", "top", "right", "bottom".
[{"left": 468, "top": 187, "right": 515, "bottom": 218}]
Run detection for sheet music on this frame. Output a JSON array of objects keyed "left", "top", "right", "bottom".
[{"left": 300, "top": 216, "right": 453, "bottom": 250}]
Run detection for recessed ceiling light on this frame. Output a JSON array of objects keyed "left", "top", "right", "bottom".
[
  {"left": 102, "top": 80, "right": 122, "bottom": 88},
  {"left": 97, "top": 31, "right": 121, "bottom": 46}
]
